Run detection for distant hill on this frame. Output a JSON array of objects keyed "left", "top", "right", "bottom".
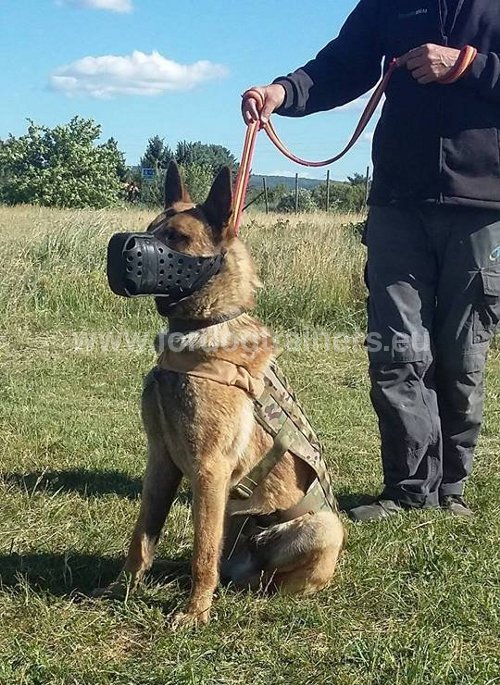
[{"left": 249, "top": 174, "right": 326, "bottom": 190}]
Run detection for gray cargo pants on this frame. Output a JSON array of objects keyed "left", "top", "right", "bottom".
[{"left": 364, "top": 205, "right": 500, "bottom": 507}]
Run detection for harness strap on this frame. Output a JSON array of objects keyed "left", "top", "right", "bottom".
[
  {"left": 251, "top": 479, "right": 332, "bottom": 527},
  {"left": 230, "top": 421, "right": 294, "bottom": 499},
  {"left": 256, "top": 360, "right": 339, "bottom": 514},
  {"left": 227, "top": 479, "right": 331, "bottom": 559},
  {"left": 157, "top": 349, "right": 265, "bottom": 398}
]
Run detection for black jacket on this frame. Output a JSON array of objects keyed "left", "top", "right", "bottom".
[{"left": 274, "top": 0, "right": 500, "bottom": 208}]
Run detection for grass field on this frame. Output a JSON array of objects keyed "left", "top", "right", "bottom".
[{"left": 0, "top": 205, "right": 499, "bottom": 685}]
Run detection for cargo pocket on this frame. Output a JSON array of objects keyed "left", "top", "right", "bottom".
[{"left": 473, "top": 268, "right": 500, "bottom": 345}]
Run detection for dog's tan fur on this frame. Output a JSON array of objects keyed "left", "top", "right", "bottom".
[{"left": 98, "top": 163, "right": 344, "bottom": 628}]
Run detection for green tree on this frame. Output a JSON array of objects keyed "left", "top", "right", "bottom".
[
  {"left": 0, "top": 117, "right": 125, "bottom": 208},
  {"left": 266, "top": 182, "right": 289, "bottom": 207},
  {"left": 175, "top": 141, "right": 238, "bottom": 176},
  {"left": 338, "top": 183, "right": 366, "bottom": 212},
  {"left": 276, "top": 188, "right": 317, "bottom": 213},
  {"left": 311, "top": 183, "right": 328, "bottom": 211},
  {"left": 181, "top": 163, "right": 214, "bottom": 204},
  {"left": 140, "top": 135, "right": 173, "bottom": 171},
  {"left": 108, "top": 136, "right": 128, "bottom": 181},
  {"left": 347, "top": 172, "right": 367, "bottom": 186},
  {"left": 133, "top": 138, "right": 240, "bottom": 209}
]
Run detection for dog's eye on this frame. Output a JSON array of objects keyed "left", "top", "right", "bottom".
[
  {"left": 165, "top": 229, "right": 180, "bottom": 242},
  {"left": 165, "top": 228, "right": 188, "bottom": 245}
]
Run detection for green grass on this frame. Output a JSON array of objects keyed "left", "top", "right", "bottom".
[{"left": 0, "top": 206, "right": 499, "bottom": 684}]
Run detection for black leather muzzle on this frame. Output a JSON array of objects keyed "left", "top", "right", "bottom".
[{"left": 107, "top": 232, "right": 224, "bottom": 301}]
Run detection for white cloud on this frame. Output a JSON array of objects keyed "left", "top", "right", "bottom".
[
  {"left": 362, "top": 131, "right": 375, "bottom": 143},
  {"left": 49, "top": 50, "right": 228, "bottom": 99},
  {"left": 57, "top": 0, "right": 133, "bottom": 12}
]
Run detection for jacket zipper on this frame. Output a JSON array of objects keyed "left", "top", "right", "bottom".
[
  {"left": 437, "top": 0, "right": 466, "bottom": 204},
  {"left": 438, "top": 0, "right": 446, "bottom": 204}
]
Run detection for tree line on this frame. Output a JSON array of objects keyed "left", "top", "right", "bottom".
[{"left": 0, "top": 116, "right": 366, "bottom": 212}]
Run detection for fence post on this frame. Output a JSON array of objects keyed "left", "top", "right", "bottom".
[
  {"left": 326, "top": 170, "right": 331, "bottom": 212},
  {"left": 263, "top": 177, "right": 269, "bottom": 214},
  {"left": 294, "top": 173, "right": 299, "bottom": 213},
  {"left": 364, "top": 166, "right": 370, "bottom": 206}
]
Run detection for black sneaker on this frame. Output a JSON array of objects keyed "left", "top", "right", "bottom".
[
  {"left": 440, "top": 495, "right": 473, "bottom": 517},
  {"left": 348, "top": 499, "right": 405, "bottom": 522}
]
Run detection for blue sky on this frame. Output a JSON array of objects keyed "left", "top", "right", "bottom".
[{"left": 0, "top": 0, "right": 376, "bottom": 180}]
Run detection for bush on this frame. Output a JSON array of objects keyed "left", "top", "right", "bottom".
[
  {"left": 0, "top": 117, "right": 125, "bottom": 208},
  {"left": 311, "top": 182, "right": 367, "bottom": 213},
  {"left": 276, "top": 188, "right": 317, "bottom": 213},
  {"left": 343, "top": 219, "right": 367, "bottom": 240}
]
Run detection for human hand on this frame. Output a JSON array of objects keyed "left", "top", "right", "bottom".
[
  {"left": 397, "top": 44, "right": 461, "bottom": 84},
  {"left": 241, "top": 84, "right": 286, "bottom": 125}
]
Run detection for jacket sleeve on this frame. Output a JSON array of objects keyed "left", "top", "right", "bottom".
[
  {"left": 273, "top": 0, "right": 384, "bottom": 117},
  {"left": 464, "top": 52, "right": 500, "bottom": 102}
]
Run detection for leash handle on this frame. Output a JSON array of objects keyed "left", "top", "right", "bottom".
[{"left": 437, "top": 45, "right": 477, "bottom": 84}]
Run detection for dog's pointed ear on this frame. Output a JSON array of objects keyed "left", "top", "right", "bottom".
[
  {"left": 202, "top": 167, "right": 233, "bottom": 233},
  {"left": 164, "top": 161, "right": 191, "bottom": 209}
]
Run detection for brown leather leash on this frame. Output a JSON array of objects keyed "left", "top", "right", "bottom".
[{"left": 230, "top": 45, "right": 478, "bottom": 236}]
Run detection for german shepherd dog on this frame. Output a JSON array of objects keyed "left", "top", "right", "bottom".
[{"left": 97, "top": 163, "right": 344, "bottom": 628}]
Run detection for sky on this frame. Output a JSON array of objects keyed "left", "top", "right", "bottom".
[{"left": 0, "top": 0, "right": 377, "bottom": 181}]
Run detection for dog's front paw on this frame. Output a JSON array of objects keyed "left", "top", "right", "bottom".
[
  {"left": 91, "top": 574, "right": 135, "bottom": 601},
  {"left": 170, "top": 609, "right": 210, "bottom": 631}
]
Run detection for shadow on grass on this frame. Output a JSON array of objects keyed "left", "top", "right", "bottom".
[
  {"left": 1, "top": 469, "right": 142, "bottom": 499},
  {"left": 336, "top": 491, "right": 377, "bottom": 512},
  {"left": 0, "top": 551, "right": 191, "bottom": 598},
  {"left": 1, "top": 469, "right": 193, "bottom": 505}
]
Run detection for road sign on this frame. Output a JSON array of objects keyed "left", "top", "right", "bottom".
[{"left": 142, "top": 168, "right": 156, "bottom": 180}]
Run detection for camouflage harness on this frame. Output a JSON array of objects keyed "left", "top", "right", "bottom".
[
  {"left": 156, "top": 348, "right": 338, "bottom": 526},
  {"left": 230, "top": 359, "right": 338, "bottom": 521}
]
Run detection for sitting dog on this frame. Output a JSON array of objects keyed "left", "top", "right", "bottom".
[{"left": 99, "top": 162, "right": 345, "bottom": 628}]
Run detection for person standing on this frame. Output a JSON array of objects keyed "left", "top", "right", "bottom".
[{"left": 242, "top": 0, "right": 500, "bottom": 520}]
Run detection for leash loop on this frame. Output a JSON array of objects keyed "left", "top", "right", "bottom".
[
  {"left": 248, "top": 59, "right": 397, "bottom": 169},
  {"left": 230, "top": 46, "right": 477, "bottom": 236},
  {"left": 230, "top": 59, "right": 397, "bottom": 236}
]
